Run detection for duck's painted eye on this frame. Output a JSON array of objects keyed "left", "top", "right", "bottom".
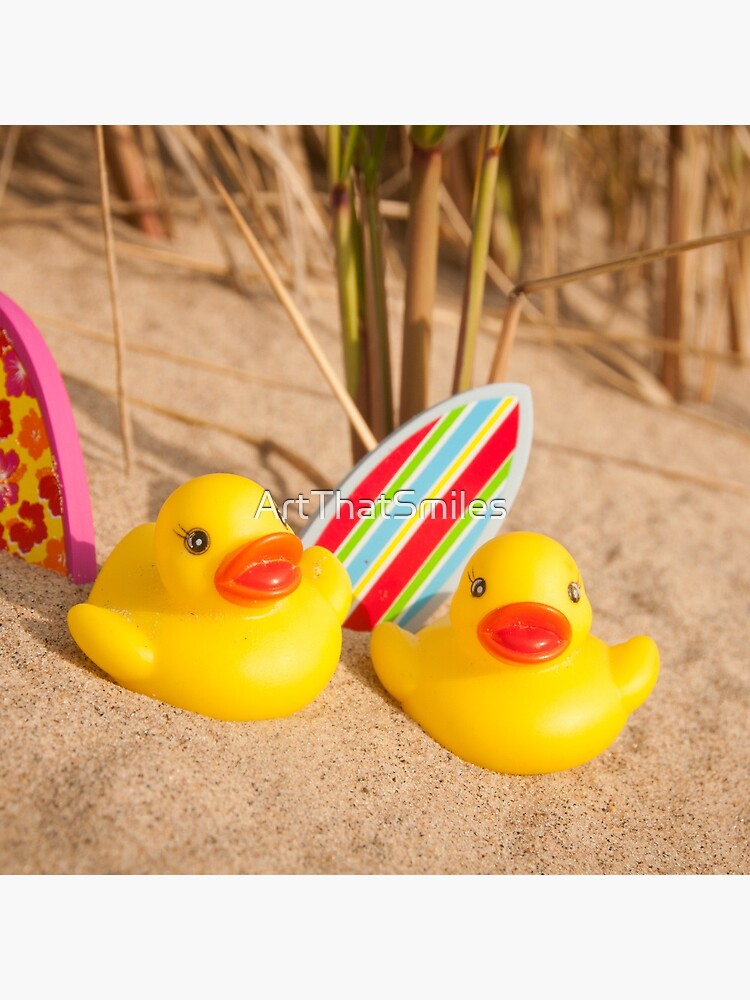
[
  {"left": 568, "top": 581, "right": 581, "bottom": 603},
  {"left": 470, "top": 576, "right": 487, "bottom": 598},
  {"left": 185, "top": 528, "right": 210, "bottom": 555}
]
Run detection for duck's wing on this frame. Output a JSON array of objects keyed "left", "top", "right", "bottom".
[
  {"left": 370, "top": 622, "right": 421, "bottom": 703},
  {"left": 610, "top": 635, "right": 660, "bottom": 713},
  {"left": 68, "top": 604, "right": 155, "bottom": 687},
  {"left": 300, "top": 545, "right": 352, "bottom": 624}
]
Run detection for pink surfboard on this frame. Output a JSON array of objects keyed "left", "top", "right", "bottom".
[
  {"left": 302, "top": 384, "right": 532, "bottom": 632},
  {"left": 0, "top": 291, "right": 96, "bottom": 583}
]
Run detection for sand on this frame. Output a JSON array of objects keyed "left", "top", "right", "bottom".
[{"left": 1, "top": 167, "right": 749, "bottom": 875}]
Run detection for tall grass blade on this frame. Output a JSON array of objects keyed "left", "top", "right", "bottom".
[
  {"left": 327, "top": 126, "right": 368, "bottom": 458},
  {"left": 399, "top": 125, "right": 445, "bottom": 422},
  {"left": 358, "top": 127, "right": 393, "bottom": 439},
  {"left": 453, "top": 125, "right": 508, "bottom": 392}
]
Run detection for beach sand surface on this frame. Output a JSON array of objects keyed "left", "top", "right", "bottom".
[{"left": 1, "top": 174, "right": 749, "bottom": 874}]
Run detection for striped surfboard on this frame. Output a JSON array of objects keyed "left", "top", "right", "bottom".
[{"left": 301, "top": 384, "right": 532, "bottom": 632}]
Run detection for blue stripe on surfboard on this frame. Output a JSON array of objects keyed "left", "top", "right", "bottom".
[{"left": 341, "top": 397, "right": 500, "bottom": 581}]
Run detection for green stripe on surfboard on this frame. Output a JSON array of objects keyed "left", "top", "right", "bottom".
[{"left": 337, "top": 404, "right": 466, "bottom": 563}]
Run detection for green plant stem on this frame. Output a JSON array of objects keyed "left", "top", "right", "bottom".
[
  {"left": 453, "top": 124, "right": 509, "bottom": 392},
  {"left": 327, "top": 126, "right": 367, "bottom": 457},
  {"left": 331, "top": 180, "right": 363, "bottom": 396},
  {"left": 400, "top": 126, "right": 445, "bottom": 422},
  {"left": 360, "top": 170, "right": 394, "bottom": 439},
  {"left": 326, "top": 125, "right": 341, "bottom": 187}
]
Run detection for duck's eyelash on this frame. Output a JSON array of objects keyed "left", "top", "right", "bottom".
[
  {"left": 173, "top": 524, "right": 189, "bottom": 540},
  {"left": 468, "top": 567, "right": 476, "bottom": 583}
]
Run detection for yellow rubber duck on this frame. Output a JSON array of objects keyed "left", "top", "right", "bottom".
[
  {"left": 68, "top": 474, "right": 352, "bottom": 720},
  {"left": 371, "top": 532, "right": 659, "bottom": 774}
]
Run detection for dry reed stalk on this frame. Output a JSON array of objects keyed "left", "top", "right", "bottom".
[
  {"left": 10, "top": 155, "right": 104, "bottom": 205},
  {"left": 237, "top": 126, "right": 330, "bottom": 249},
  {"left": 378, "top": 163, "right": 411, "bottom": 201},
  {"left": 94, "top": 125, "right": 133, "bottom": 473},
  {"left": 171, "top": 124, "right": 215, "bottom": 173},
  {"left": 114, "top": 239, "right": 263, "bottom": 282},
  {"left": 453, "top": 125, "right": 509, "bottom": 393},
  {"left": 607, "top": 127, "right": 653, "bottom": 303},
  {"left": 213, "top": 177, "right": 378, "bottom": 452},
  {"left": 310, "top": 274, "right": 749, "bottom": 366},
  {"left": 158, "top": 125, "right": 244, "bottom": 289},
  {"left": 620, "top": 131, "right": 649, "bottom": 282},
  {"left": 400, "top": 126, "right": 445, "bottom": 422},
  {"left": 199, "top": 125, "right": 288, "bottom": 271},
  {"left": 283, "top": 126, "right": 319, "bottom": 190},
  {"left": 102, "top": 125, "right": 166, "bottom": 239},
  {"left": 211, "top": 126, "right": 285, "bottom": 251},
  {"left": 488, "top": 294, "right": 524, "bottom": 382},
  {"left": 639, "top": 127, "right": 667, "bottom": 320},
  {"left": 138, "top": 125, "right": 174, "bottom": 238},
  {"left": 438, "top": 183, "right": 543, "bottom": 318},
  {"left": 504, "top": 225, "right": 750, "bottom": 296},
  {"left": 519, "top": 127, "right": 544, "bottom": 273},
  {"left": 661, "top": 125, "right": 687, "bottom": 398},
  {"left": 564, "top": 340, "right": 673, "bottom": 407},
  {"left": 489, "top": 223, "right": 750, "bottom": 383},
  {"left": 727, "top": 238, "right": 749, "bottom": 358},
  {"left": 698, "top": 265, "right": 728, "bottom": 404},
  {"left": 539, "top": 126, "right": 560, "bottom": 324},
  {"left": 726, "top": 127, "right": 750, "bottom": 358},
  {"left": 682, "top": 127, "right": 712, "bottom": 389},
  {"left": 304, "top": 125, "right": 327, "bottom": 161},
  {"left": 606, "top": 126, "right": 627, "bottom": 250},
  {"left": 379, "top": 200, "right": 410, "bottom": 220},
  {"left": 0, "top": 125, "right": 22, "bottom": 212},
  {"left": 280, "top": 123, "right": 324, "bottom": 248},
  {"left": 312, "top": 271, "right": 747, "bottom": 364},
  {"left": 696, "top": 134, "right": 730, "bottom": 398},
  {"left": 0, "top": 196, "right": 206, "bottom": 224}
]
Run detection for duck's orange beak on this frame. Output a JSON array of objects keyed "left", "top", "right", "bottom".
[
  {"left": 477, "top": 602, "right": 571, "bottom": 663},
  {"left": 214, "top": 532, "right": 303, "bottom": 605}
]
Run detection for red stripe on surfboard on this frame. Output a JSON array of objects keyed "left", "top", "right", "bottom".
[
  {"left": 314, "top": 417, "right": 438, "bottom": 552},
  {"left": 344, "top": 402, "right": 519, "bottom": 630}
]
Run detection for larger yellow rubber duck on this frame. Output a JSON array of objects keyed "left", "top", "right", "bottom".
[
  {"left": 371, "top": 532, "right": 659, "bottom": 774},
  {"left": 68, "top": 474, "right": 352, "bottom": 720}
]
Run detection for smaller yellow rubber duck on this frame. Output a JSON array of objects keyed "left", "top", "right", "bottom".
[
  {"left": 68, "top": 474, "right": 352, "bottom": 720},
  {"left": 371, "top": 532, "right": 659, "bottom": 774}
]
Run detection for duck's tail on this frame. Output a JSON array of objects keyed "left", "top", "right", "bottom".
[{"left": 610, "top": 635, "right": 660, "bottom": 714}]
